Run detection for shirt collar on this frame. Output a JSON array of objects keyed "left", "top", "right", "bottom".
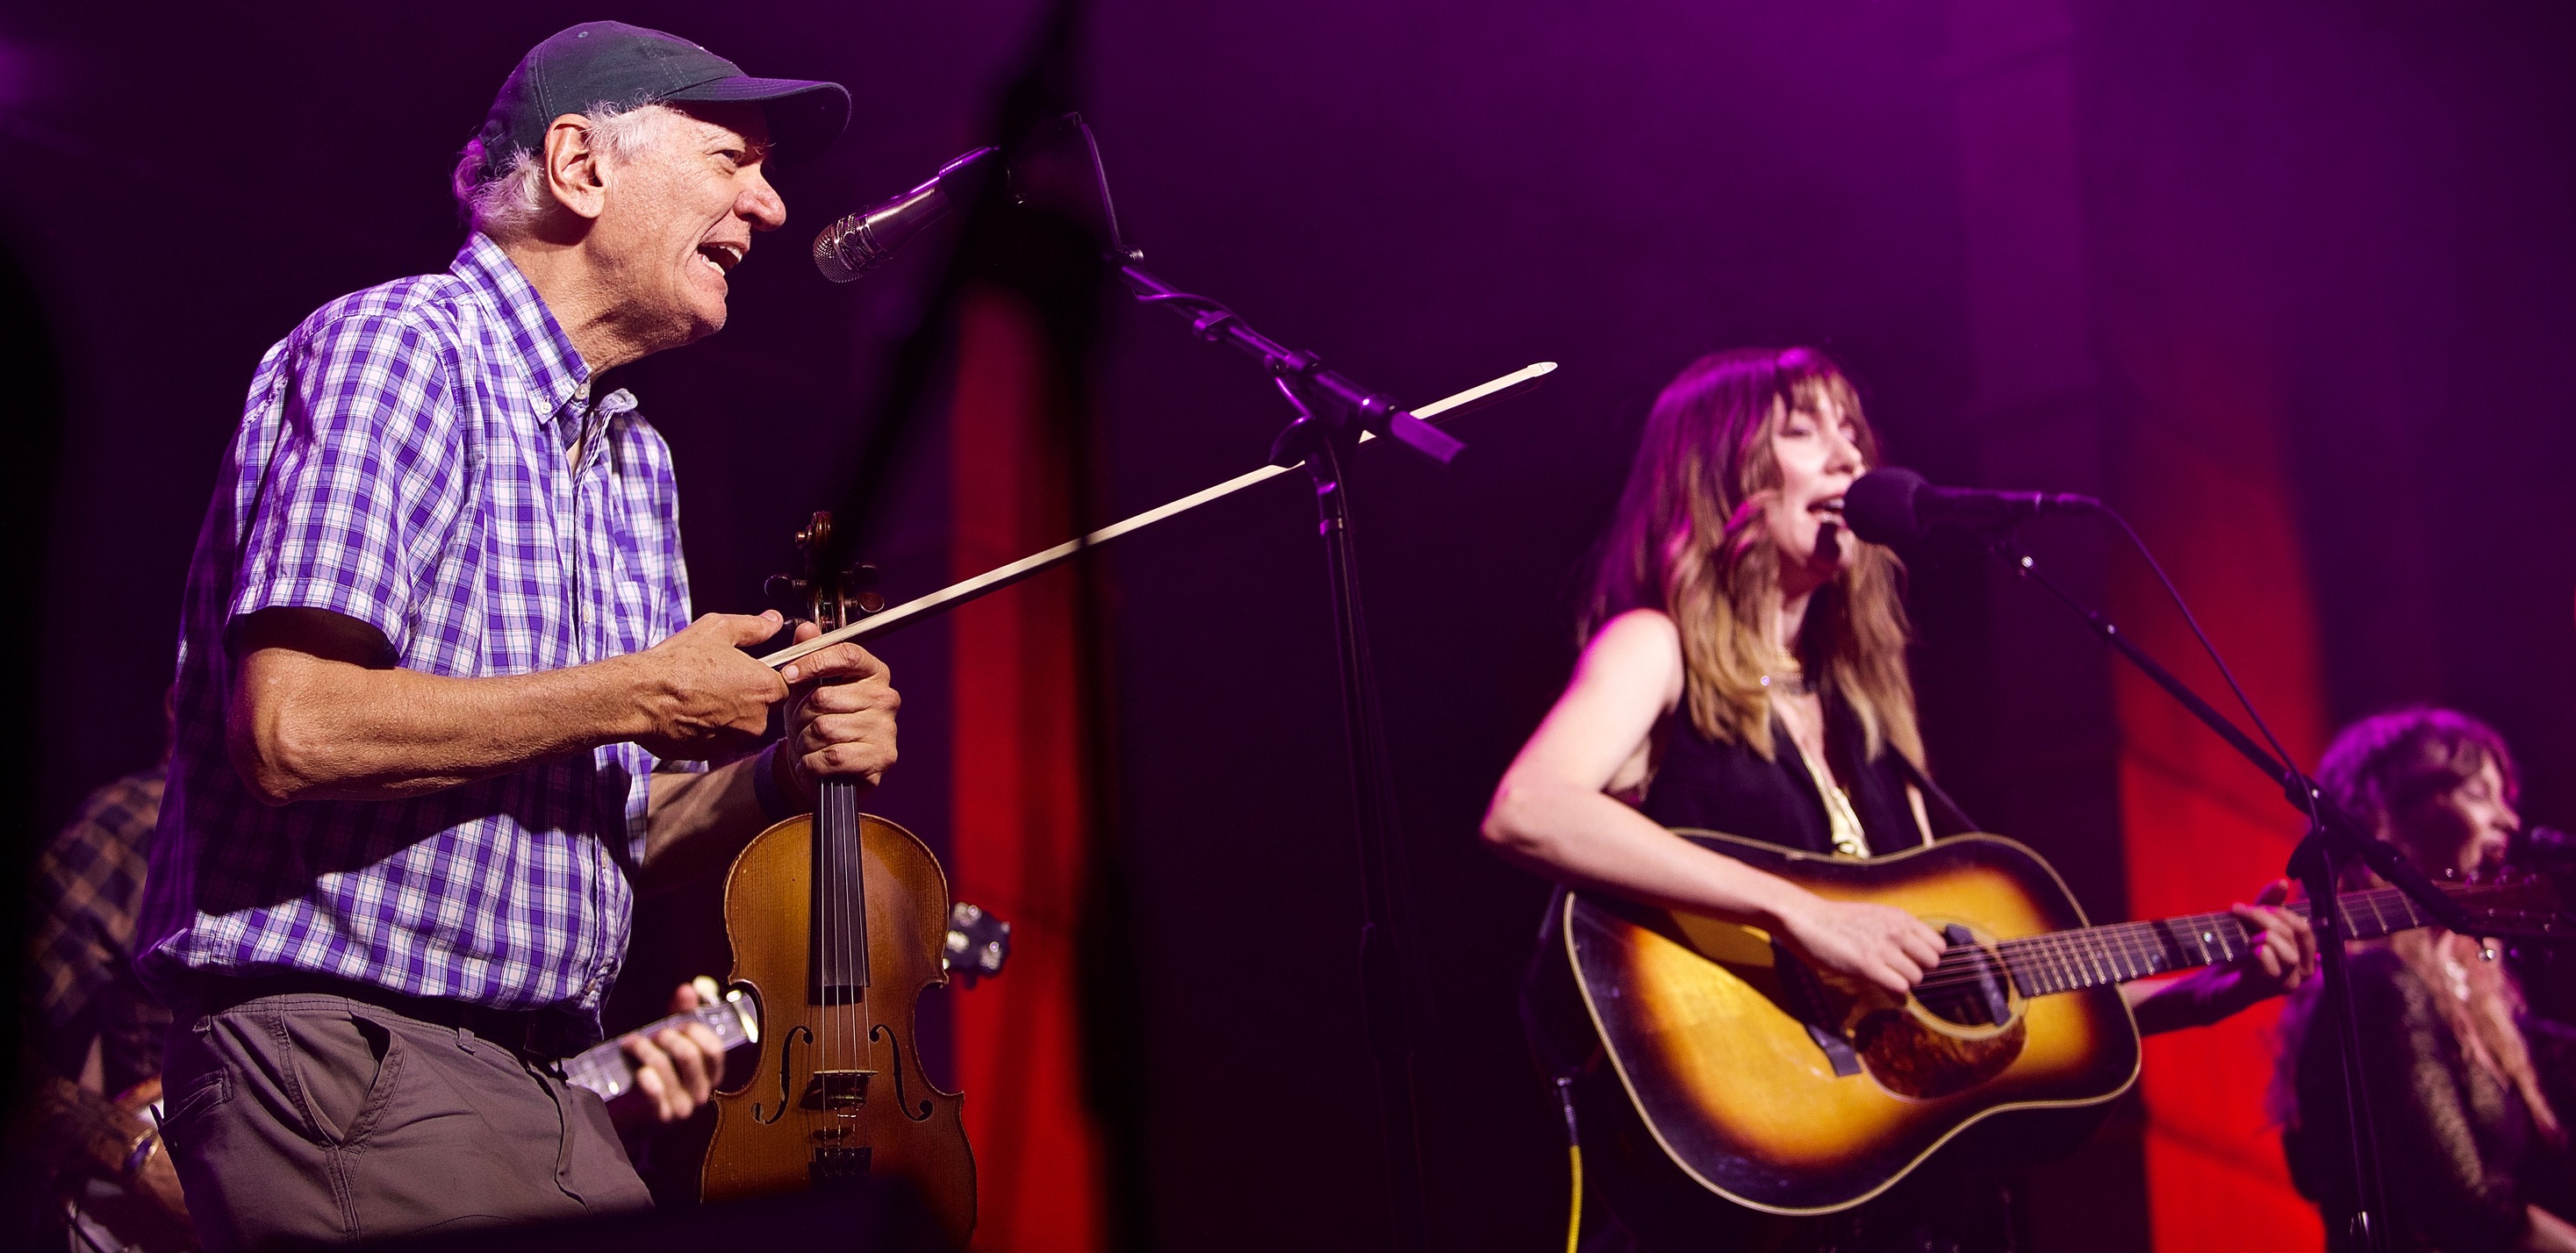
[{"left": 452, "top": 233, "right": 592, "bottom": 425}]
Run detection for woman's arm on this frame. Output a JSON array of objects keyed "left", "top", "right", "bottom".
[{"left": 1481, "top": 609, "right": 1946, "bottom": 995}]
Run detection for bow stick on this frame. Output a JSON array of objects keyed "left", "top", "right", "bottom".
[{"left": 761, "top": 361, "right": 1557, "bottom": 669}]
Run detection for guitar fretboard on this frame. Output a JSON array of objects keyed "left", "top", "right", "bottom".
[{"left": 1996, "top": 885, "right": 2443, "bottom": 998}]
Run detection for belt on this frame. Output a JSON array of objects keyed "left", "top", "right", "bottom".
[{"left": 172, "top": 971, "right": 591, "bottom": 1060}]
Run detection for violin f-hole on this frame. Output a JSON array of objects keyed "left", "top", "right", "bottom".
[
  {"left": 872, "top": 1023, "right": 934, "bottom": 1121},
  {"left": 756, "top": 1025, "right": 813, "bottom": 1125}
]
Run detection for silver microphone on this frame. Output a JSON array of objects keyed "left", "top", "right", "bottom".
[{"left": 811, "top": 147, "right": 999, "bottom": 283}]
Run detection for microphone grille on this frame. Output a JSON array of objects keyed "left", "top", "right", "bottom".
[
  {"left": 1841, "top": 467, "right": 1928, "bottom": 545},
  {"left": 812, "top": 216, "right": 875, "bottom": 283}
]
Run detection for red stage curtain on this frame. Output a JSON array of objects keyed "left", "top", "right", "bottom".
[
  {"left": 2112, "top": 340, "right": 2327, "bottom": 1251},
  {"left": 949, "top": 286, "right": 1107, "bottom": 1253}
]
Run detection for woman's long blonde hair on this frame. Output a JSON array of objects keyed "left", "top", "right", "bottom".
[{"left": 1580, "top": 347, "right": 1920, "bottom": 766}]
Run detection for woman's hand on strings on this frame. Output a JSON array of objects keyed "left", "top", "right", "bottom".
[
  {"left": 1775, "top": 894, "right": 1949, "bottom": 997},
  {"left": 2205, "top": 879, "right": 2319, "bottom": 1013}
]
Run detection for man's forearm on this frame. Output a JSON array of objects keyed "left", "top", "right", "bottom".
[{"left": 231, "top": 646, "right": 649, "bottom": 803}]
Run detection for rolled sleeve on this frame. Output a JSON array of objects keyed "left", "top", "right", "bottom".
[{"left": 228, "top": 313, "right": 462, "bottom": 655}]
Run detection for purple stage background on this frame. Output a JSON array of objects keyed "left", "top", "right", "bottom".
[{"left": 4, "top": 2, "right": 2573, "bottom": 1249}]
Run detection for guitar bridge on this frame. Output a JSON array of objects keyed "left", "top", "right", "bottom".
[{"left": 800, "top": 1069, "right": 874, "bottom": 1111}]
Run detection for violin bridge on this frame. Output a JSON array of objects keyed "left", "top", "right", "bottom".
[{"left": 799, "top": 1069, "right": 875, "bottom": 1111}]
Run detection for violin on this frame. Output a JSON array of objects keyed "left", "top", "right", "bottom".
[{"left": 701, "top": 512, "right": 975, "bottom": 1244}]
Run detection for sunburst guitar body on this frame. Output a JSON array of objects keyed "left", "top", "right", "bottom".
[{"left": 1563, "top": 828, "right": 2567, "bottom": 1216}]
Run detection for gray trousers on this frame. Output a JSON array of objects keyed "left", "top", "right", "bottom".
[{"left": 160, "top": 991, "right": 652, "bottom": 1250}]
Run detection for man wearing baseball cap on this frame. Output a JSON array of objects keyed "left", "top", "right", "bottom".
[{"left": 138, "top": 24, "right": 893, "bottom": 1247}]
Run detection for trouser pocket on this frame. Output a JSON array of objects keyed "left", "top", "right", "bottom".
[{"left": 275, "top": 1003, "right": 405, "bottom": 1148}]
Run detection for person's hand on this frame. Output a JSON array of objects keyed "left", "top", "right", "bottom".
[
  {"left": 607, "top": 977, "right": 727, "bottom": 1135},
  {"left": 625, "top": 612, "right": 793, "bottom": 761},
  {"left": 778, "top": 621, "right": 899, "bottom": 802},
  {"left": 2520, "top": 1202, "right": 2576, "bottom": 1253},
  {"left": 2199, "top": 879, "right": 2319, "bottom": 1019},
  {"left": 1775, "top": 894, "right": 1948, "bottom": 997}
]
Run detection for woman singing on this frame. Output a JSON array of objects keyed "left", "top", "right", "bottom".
[
  {"left": 2278, "top": 709, "right": 2576, "bottom": 1253},
  {"left": 1482, "top": 347, "right": 2315, "bottom": 1250}
]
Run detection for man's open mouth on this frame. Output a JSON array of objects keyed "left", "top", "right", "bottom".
[{"left": 698, "top": 242, "right": 745, "bottom": 276}]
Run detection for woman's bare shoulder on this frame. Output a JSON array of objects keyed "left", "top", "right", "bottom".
[
  {"left": 1589, "top": 607, "right": 1681, "bottom": 653},
  {"left": 1575, "top": 609, "right": 1684, "bottom": 705}
]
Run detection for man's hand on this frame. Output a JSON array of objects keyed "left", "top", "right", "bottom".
[
  {"left": 623, "top": 612, "right": 793, "bottom": 762},
  {"left": 1774, "top": 894, "right": 1949, "bottom": 998},
  {"left": 777, "top": 621, "right": 899, "bottom": 803},
  {"left": 606, "top": 977, "right": 728, "bottom": 1135}
]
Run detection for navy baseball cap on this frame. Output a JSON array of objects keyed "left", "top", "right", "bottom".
[{"left": 471, "top": 21, "right": 850, "bottom": 180}]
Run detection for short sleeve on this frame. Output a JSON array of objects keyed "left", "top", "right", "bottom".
[{"left": 228, "top": 312, "right": 463, "bottom": 656}]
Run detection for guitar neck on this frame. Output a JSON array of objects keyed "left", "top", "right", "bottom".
[
  {"left": 562, "top": 999, "right": 754, "bottom": 1102},
  {"left": 1998, "top": 884, "right": 2449, "bottom": 999}
]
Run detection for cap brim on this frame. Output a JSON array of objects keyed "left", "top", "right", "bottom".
[{"left": 664, "top": 75, "right": 850, "bottom": 168}]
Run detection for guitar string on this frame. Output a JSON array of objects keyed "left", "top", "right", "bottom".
[{"left": 1897, "top": 884, "right": 2470, "bottom": 998}]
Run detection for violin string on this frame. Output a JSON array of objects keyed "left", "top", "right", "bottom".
[
  {"left": 814, "top": 779, "right": 830, "bottom": 1138},
  {"left": 831, "top": 781, "right": 848, "bottom": 1114},
  {"left": 858, "top": 791, "right": 877, "bottom": 1123}
]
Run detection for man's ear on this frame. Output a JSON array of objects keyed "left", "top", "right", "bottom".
[{"left": 543, "top": 114, "right": 609, "bottom": 221}]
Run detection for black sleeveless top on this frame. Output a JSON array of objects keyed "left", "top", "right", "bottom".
[
  {"left": 1525, "top": 690, "right": 1960, "bottom": 1081},
  {"left": 1521, "top": 691, "right": 2003, "bottom": 1251},
  {"left": 1637, "top": 690, "right": 1939, "bottom": 856}
]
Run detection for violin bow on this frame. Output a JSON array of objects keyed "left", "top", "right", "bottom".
[{"left": 761, "top": 361, "right": 1556, "bottom": 669}]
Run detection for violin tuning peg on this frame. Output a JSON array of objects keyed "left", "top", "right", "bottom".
[{"left": 763, "top": 575, "right": 810, "bottom": 616}]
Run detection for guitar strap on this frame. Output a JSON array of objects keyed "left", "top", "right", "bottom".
[{"left": 1888, "top": 751, "right": 1983, "bottom": 838}]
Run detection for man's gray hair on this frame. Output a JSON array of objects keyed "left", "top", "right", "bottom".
[{"left": 451, "top": 101, "right": 679, "bottom": 237}]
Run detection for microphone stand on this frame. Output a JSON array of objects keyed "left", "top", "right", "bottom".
[
  {"left": 1990, "top": 533, "right": 2479, "bottom": 1253},
  {"left": 1114, "top": 259, "right": 1463, "bottom": 1253}
]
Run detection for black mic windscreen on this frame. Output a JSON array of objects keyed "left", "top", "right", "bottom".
[{"left": 1842, "top": 467, "right": 1928, "bottom": 546}]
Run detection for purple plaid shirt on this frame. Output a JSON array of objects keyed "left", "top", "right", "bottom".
[{"left": 137, "top": 233, "right": 697, "bottom": 1041}]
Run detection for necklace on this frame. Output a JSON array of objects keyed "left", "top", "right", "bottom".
[{"left": 1759, "top": 671, "right": 1818, "bottom": 696}]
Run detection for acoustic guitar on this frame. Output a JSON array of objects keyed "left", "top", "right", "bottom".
[{"left": 1563, "top": 829, "right": 2569, "bottom": 1216}]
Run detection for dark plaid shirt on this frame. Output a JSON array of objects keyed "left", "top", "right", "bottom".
[
  {"left": 136, "top": 233, "right": 698, "bottom": 1040},
  {"left": 28, "top": 768, "right": 168, "bottom": 1094}
]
